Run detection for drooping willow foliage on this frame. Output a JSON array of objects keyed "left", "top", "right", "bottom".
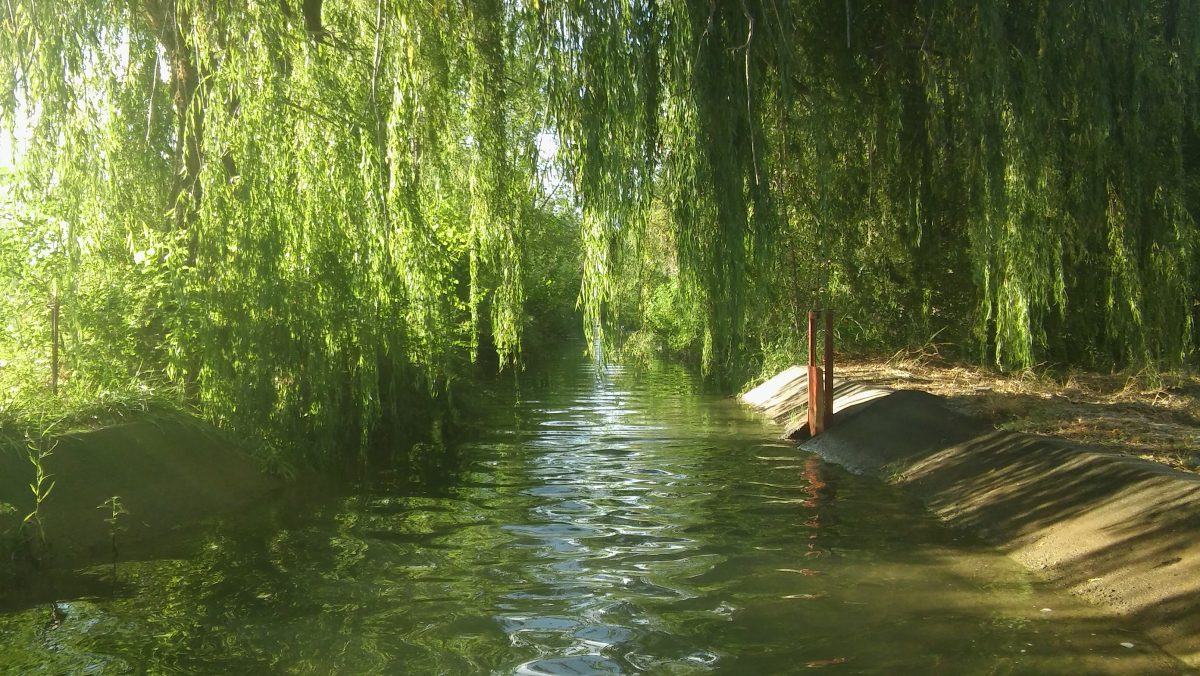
[
  {"left": 556, "top": 0, "right": 1199, "bottom": 376},
  {"left": 1, "top": 0, "right": 1196, "bottom": 460},
  {"left": 0, "top": 0, "right": 554, "bottom": 462}
]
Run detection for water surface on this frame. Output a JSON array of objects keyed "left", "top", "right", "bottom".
[{"left": 0, "top": 351, "right": 1183, "bottom": 673}]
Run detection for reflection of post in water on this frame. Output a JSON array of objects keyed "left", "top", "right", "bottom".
[{"left": 800, "top": 454, "right": 835, "bottom": 557}]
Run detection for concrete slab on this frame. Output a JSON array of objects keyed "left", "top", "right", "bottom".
[{"left": 741, "top": 367, "right": 891, "bottom": 438}]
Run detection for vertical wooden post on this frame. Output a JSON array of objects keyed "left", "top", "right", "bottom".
[
  {"left": 807, "top": 311, "right": 817, "bottom": 369},
  {"left": 804, "top": 309, "right": 835, "bottom": 435},
  {"left": 807, "top": 311, "right": 821, "bottom": 436},
  {"left": 823, "top": 310, "right": 834, "bottom": 428},
  {"left": 809, "top": 366, "right": 823, "bottom": 435},
  {"left": 50, "top": 295, "right": 60, "bottom": 396}
]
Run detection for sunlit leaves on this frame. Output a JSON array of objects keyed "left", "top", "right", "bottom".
[
  {"left": 0, "top": 0, "right": 551, "bottom": 462},
  {"left": 1, "top": 0, "right": 1196, "bottom": 463}
]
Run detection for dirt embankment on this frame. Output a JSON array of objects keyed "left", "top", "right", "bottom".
[
  {"left": 744, "top": 367, "right": 1200, "bottom": 668},
  {"left": 838, "top": 357, "right": 1200, "bottom": 471},
  {"left": 0, "top": 414, "right": 279, "bottom": 581}
]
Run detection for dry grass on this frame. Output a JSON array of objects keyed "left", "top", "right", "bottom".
[{"left": 837, "top": 345, "right": 1200, "bottom": 472}]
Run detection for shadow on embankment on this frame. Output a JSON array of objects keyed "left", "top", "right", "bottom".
[
  {"left": 0, "top": 415, "right": 281, "bottom": 599},
  {"left": 747, "top": 376, "right": 1200, "bottom": 669}
]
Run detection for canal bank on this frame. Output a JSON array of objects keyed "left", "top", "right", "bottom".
[
  {"left": 744, "top": 367, "right": 1200, "bottom": 668},
  {"left": 0, "top": 413, "right": 279, "bottom": 584}
]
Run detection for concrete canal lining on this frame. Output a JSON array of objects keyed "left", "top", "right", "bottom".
[{"left": 743, "top": 367, "right": 1200, "bottom": 668}]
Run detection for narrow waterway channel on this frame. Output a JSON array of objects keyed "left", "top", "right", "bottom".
[{"left": 0, "top": 351, "right": 1184, "bottom": 673}]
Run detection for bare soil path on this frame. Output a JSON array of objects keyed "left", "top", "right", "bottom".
[{"left": 838, "top": 356, "right": 1200, "bottom": 471}]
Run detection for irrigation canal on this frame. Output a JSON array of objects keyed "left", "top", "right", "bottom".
[{"left": 0, "top": 350, "right": 1183, "bottom": 673}]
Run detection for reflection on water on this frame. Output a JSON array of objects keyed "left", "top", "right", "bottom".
[{"left": 0, "top": 351, "right": 1185, "bottom": 673}]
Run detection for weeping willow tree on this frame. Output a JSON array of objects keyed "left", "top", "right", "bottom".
[
  {"left": 0, "top": 0, "right": 553, "bottom": 463},
  {"left": 1, "top": 0, "right": 1196, "bottom": 463},
  {"left": 550, "top": 0, "right": 1198, "bottom": 377}
]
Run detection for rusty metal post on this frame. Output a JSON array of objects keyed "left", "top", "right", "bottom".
[
  {"left": 823, "top": 310, "right": 834, "bottom": 428},
  {"left": 50, "top": 295, "right": 60, "bottom": 396}
]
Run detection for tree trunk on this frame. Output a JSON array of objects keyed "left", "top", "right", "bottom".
[{"left": 142, "top": 0, "right": 202, "bottom": 267}]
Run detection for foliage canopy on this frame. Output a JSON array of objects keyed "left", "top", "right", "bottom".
[{"left": 2, "top": 0, "right": 1197, "bottom": 457}]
